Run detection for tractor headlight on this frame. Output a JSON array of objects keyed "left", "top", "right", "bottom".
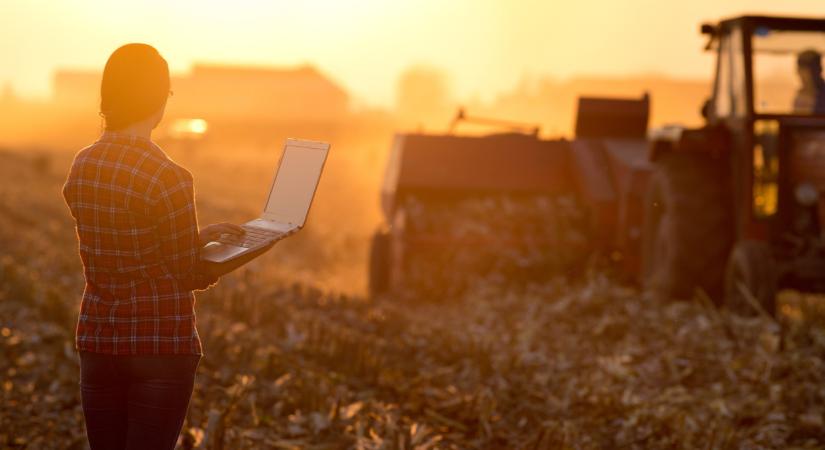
[{"left": 795, "top": 182, "right": 819, "bottom": 207}]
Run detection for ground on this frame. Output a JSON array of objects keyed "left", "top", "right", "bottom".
[{"left": 0, "top": 143, "right": 824, "bottom": 449}]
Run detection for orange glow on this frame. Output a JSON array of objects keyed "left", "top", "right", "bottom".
[
  {"left": 4, "top": 6, "right": 825, "bottom": 448},
  {"left": 171, "top": 118, "right": 208, "bottom": 137},
  {"left": 2, "top": 0, "right": 823, "bottom": 107}
]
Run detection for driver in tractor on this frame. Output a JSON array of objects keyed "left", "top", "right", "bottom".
[{"left": 793, "top": 49, "right": 825, "bottom": 114}]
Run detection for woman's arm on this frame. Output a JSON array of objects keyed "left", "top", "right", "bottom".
[
  {"left": 153, "top": 165, "right": 220, "bottom": 290},
  {"left": 154, "top": 164, "right": 277, "bottom": 287}
]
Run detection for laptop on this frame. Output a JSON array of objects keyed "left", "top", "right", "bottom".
[{"left": 201, "top": 138, "right": 330, "bottom": 263}]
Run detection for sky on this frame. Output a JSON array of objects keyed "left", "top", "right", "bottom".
[{"left": 0, "top": 0, "right": 822, "bottom": 107}]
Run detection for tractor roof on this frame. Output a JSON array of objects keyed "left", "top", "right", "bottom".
[
  {"left": 716, "top": 15, "right": 825, "bottom": 31},
  {"left": 702, "top": 15, "right": 825, "bottom": 53}
]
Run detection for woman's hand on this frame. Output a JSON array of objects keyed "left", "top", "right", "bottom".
[{"left": 198, "top": 222, "right": 244, "bottom": 246}]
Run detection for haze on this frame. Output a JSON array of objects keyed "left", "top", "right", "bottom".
[{"left": 1, "top": 0, "right": 821, "bottom": 106}]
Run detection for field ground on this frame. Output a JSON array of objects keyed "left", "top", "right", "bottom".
[{"left": 1, "top": 143, "right": 824, "bottom": 449}]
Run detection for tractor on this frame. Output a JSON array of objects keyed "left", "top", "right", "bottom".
[
  {"left": 646, "top": 15, "right": 825, "bottom": 315},
  {"left": 371, "top": 15, "right": 825, "bottom": 317}
]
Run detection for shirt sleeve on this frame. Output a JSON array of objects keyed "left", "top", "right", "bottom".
[{"left": 152, "top": 164, "right": 218, "bottom": 291}]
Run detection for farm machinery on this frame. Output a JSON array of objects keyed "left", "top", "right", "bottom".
[{"left": 370, "top": 15, "right": 825, "bottom": 316}]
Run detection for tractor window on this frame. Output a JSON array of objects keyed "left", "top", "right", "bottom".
[
  {"left": 714, "top": 30, "right": 747, "bottom": 118},
  {"left": 752, "top": 27, "right": 825, "bottom": 115},
  {"left": 714, "top": 35, "right": 732, "bottom": 117},
  {"left": 753, "top": 120, "right": 779, "bottom": 218},
  {"left": 730, "top": 28, "right": 748, "bottom": 116},
  {"left": 753, "top": 51, "right": 805, "bottom": 114}
]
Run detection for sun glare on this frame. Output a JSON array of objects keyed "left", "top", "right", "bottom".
[{"left": 168, "top": 118, "right": 208, "bottom": 139}]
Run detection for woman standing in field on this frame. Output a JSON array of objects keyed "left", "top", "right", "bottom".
[{"left": 62, "top": 43, "right": 266, "bottom": 450}]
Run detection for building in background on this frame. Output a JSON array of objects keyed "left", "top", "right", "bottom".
[
  {"left": 51, "top": 63, "right": 349, "bottom": 122},
  {"left": 171, "top": 64, "right": 348, "bottom": 122}
]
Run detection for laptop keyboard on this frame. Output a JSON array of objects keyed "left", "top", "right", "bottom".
[{"left": 217, "top": 225, "right": 285, "bottom": 249}]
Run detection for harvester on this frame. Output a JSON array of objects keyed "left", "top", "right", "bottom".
[
  {"left": 371, "top": 15, "right": 825, "bottom": 316},
  {"left": 369, "top": 95, "right": 651, "bottom": 299}
]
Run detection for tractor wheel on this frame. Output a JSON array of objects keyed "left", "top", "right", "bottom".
[
  {"left": 369, "top": 228, "right": 391, "bottom": 298},
  {"left": 642, "top": 151, "right": 733, "bottom": 301},
  {"left": 724, "top": 240, "right": 777, "bottom": 317}
]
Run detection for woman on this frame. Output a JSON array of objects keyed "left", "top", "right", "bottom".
[{"left": 63, "top": 43, "right": 268, "bottom": 449}]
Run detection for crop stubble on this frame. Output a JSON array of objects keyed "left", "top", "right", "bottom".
[{"left": 0, "top": 150, "right": 823, "bottom": 449}]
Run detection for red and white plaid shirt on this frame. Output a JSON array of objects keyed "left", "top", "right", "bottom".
[{"left": 63, "top": 132, "right": 216, "bottom": 355}]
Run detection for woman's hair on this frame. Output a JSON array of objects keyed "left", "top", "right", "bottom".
[{"left": 100, "top": 43, "right": 170, "bottom": 131}]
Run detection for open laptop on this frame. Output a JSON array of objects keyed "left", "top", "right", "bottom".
[{"left": 201, "top": 138, "right": 330, "bottom": 263}]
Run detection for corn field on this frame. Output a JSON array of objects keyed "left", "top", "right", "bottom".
[{"left": 1, "top": 147, "right": 824, "bottom": 449}]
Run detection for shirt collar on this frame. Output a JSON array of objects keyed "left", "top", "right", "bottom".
[
  {"left": 97, "top": 131, "right": 166, "bottom": 156},
  {"left": 99, "top": 131, "right": 153, "bottom": 145}
]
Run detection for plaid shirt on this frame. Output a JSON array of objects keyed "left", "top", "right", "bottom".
[{"left": 63, "top": 132, "right": 217, "bottom": 355}]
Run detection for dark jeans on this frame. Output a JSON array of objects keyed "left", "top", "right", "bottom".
[{"left": 79, "top": 351, "right": 201, "bottom": 450}]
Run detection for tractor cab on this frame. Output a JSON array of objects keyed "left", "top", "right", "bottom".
[
  {"left": 705, "top": 16, "right": 825, "bottom": 232},
  {"left": 646, "top": 16, "right": 825, "bottom": 315}
]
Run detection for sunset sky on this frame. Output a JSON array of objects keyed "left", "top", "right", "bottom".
[{"left": 1, "top": 0, "right": 822, "bottom": 107}]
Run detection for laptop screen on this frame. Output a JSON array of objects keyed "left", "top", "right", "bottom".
[{"left": 263, "top": 141, "right": 329, "bottom": 226}]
